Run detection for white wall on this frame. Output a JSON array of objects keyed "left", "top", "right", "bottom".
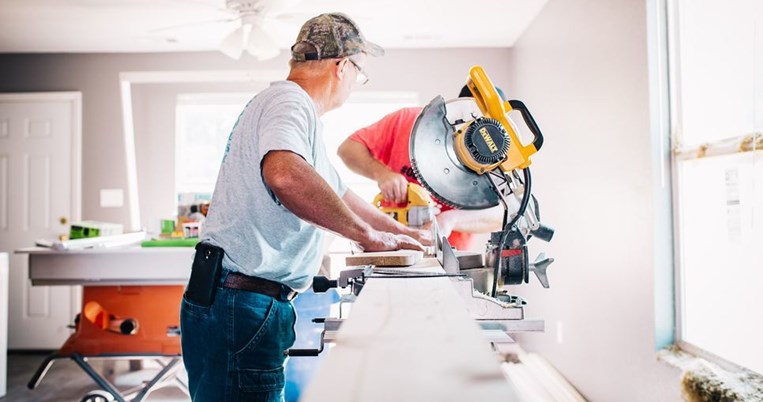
[{"left": 506, "top": 0, "right": 681, "bottom": 400}]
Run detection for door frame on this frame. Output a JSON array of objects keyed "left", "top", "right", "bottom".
[{"left": 0, "top": 91, "right": 83, "bottom": 329}]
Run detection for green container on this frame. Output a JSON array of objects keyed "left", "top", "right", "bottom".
[
  {"left": 70, "top": 225, "right": 100, "bottom": 240},
  {"left": 161, "top": 219, "right": 175, "bottom": 234}
]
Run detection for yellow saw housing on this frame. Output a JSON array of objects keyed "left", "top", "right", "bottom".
[
  {"left": 373, "top": 183, "right": 435, "bottom": 227},
  {"left": 454, "top": 66, "right": 541, "bottom": 173}
]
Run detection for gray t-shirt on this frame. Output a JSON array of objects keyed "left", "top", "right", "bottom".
[{"left": 201, "top": 80, "right": 346, "bottom": 291}]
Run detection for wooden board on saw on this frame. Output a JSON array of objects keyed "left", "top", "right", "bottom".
[
  {"left": 345, "top": 250, "right": 423, "bottom": 267},
  {"left": 301, "top": 257, "right": 517, "bottom": 402}
]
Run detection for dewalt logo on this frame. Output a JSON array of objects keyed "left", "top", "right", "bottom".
[{"left": 479, "top": 127, "right": 499, "bottom": 153}]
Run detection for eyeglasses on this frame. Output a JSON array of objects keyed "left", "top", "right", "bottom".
[{"left": 346, "top": 58, "right": 369, "bottom": 85}]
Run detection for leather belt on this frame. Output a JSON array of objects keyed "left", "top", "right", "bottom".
[{"left": 223, "top": 272, "right": 298, "bottom": 302}]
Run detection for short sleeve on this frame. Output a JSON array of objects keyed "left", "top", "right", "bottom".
[{"left": 258, "top": 99, "right": 315, "bottom": 165}]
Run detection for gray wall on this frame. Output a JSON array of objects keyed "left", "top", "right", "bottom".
[
  {"left": 0, "top": 49, "right": 512, "bottom": 227},
  {"left": 507, "top": 0, "right": 682, "bottom": 400}
]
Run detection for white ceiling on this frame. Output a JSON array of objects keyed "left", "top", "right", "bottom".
[{"left": 0, "top": 0, "right": 548, "bottom": 54}]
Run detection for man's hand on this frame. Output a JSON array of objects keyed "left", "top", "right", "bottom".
[
  {"left": 358, "top": 230, "right": 425, "bottom": 252},
  {"left": 406, "top": 227, "right": 433, "bottom": 246},
  {"left": 338, "top": 140, "right": 408, "bottom": 203},
  {"left": 377, "top": 171, "right": 408, "bottom": 204}
]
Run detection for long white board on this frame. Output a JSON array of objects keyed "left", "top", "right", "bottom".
[{"left": 301, "top": 259, "right": 519, "bottom": 402}]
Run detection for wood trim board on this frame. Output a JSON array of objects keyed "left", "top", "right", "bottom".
[
  {"left": 301, "top": 258, "right": 519, "bottom": 402},
  {"left": 345, "top": 250, "right": 423, "bottom": 267}
]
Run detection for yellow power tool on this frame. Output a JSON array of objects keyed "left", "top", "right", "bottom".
[
  {"left": 410, "top": 65, "right": 554, "bottom": 297},
  {"left": 373, "top": 183, "right": 435, "bottom": 228}
]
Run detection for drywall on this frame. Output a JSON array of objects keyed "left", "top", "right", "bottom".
[{"left": 506, "top": 0, "right": 682, "bottom": 400}]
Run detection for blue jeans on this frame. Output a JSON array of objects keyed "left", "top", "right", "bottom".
[{"left": 181, "top": 271, "right": 297, "bottom": 402}]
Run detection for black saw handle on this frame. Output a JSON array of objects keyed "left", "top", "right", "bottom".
[{"left": 508, "top": 100, "right": 544, "bottom": 152}]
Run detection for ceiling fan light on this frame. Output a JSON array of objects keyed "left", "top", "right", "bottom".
[
  {"left": 219, "top": 25, "right": 245, "bottom": 59},
  {"left": 246, "top": 25, "right": 280, "bottom": 60}
]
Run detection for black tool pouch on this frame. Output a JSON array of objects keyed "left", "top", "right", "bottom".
[{"left": 185, "top": 242, "right": 225, "bottom": 307}]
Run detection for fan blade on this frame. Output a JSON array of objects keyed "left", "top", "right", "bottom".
[
  {"left": 219, "top": 25, "right": 246, "bottom": 59},
  {"left": 246, "top": 24, "right": 280, "bottom": 60}
]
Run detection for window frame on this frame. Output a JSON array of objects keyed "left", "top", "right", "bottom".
[{"left": 665, "top": 0, "right": 763, "bottom": 374}]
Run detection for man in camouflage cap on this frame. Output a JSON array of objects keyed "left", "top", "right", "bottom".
[{"left": 180, "top": 12, "right": 429, "bottom": 402}]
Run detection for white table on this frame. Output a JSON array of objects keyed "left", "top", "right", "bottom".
[{"left": 16, "top": 246, "right": 193, "bottom": 286}]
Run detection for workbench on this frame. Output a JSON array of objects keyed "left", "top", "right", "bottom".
[
  {"left": 16, "top": 246, "right": 192, "bottom": 402},
  {"left": 301, "top": 258, "right": 521, "bottom": 402}
]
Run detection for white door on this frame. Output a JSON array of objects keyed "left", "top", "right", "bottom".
[{"left": 0, "top": 93, "right": 81, "bottom": 349}]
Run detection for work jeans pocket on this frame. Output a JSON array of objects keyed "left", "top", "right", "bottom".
[
  {"left": 238, "top": 366, "right": 285, "bottom": 393},
  {"left": 233, "top": 292, "right": 277, "bottom": 357}
]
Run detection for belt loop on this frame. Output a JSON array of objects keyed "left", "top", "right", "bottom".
[
  {"left": 280, "top": 286, "right": 297, "bottom": 302},
  {"left": 219, "top": 269, "right": 231, "bottom": 286}
]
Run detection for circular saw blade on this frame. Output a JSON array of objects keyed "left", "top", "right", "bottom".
[{"left": 410, "top": 96, "right": 500, "bottom": 210}]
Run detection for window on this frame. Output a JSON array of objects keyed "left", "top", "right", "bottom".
[
  {"left": 669, "top": 0, "right": 763, "bottom": 373},
  {"left": 174, "top": 90, "right": 418, "bottom": 214},
  {"left": 175, "top": 93, "right": 252, "bottom": 206}
]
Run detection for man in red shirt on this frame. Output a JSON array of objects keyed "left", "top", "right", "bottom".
[{"left": 338, "top": 86, "right": 505, "bottom": 251}]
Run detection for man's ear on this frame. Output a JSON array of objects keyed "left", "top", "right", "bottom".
[{"left": 334, "top": 58, "right": 347, "bottom": 81}]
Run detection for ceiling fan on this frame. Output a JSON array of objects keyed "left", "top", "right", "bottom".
[
  {"left": 153, "top": 0, "right": 303, "bottom": 60},
  {"left": 219, "top": 0, "right": 302, "bottom": 60}
]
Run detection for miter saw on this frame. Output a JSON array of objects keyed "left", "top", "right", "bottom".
[{"left": 410, "top": 65, "right": 555, "bottom": 300}]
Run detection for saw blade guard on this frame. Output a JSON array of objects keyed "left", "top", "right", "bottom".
[
  {"left": 409, "top": 96, "right": 502, "bottom": 210},
  {"left": 409, "top": 66, "right": 546, "bottom": 210}
]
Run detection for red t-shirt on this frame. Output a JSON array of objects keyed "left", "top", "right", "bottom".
[{"left": 348, "top": 107, "right": 475, "bottom": 250}]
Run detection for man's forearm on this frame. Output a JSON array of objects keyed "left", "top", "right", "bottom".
[
  {"left": 337, "top": 139, "right": 394, "bottom": 181},
  {"left": 262, "top": 151, "right": 372, "bottom": 242},
  {"left": 338, "top": 139, "right": 409, "bottom": 203},
  {"left": 343, "top": 189, "right": 411, "bottom": 235},
  {"left": 440, "top": 206, "right": 504, "bottom": 233}
]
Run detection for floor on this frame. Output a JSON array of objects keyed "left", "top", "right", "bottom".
[{"left": 2, "top": 352, "right": 189, "bottom": 402}]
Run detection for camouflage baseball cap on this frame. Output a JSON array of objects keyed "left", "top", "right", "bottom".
[{"left": 291, "top": 13, "right": 384, "bottom": 61}]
